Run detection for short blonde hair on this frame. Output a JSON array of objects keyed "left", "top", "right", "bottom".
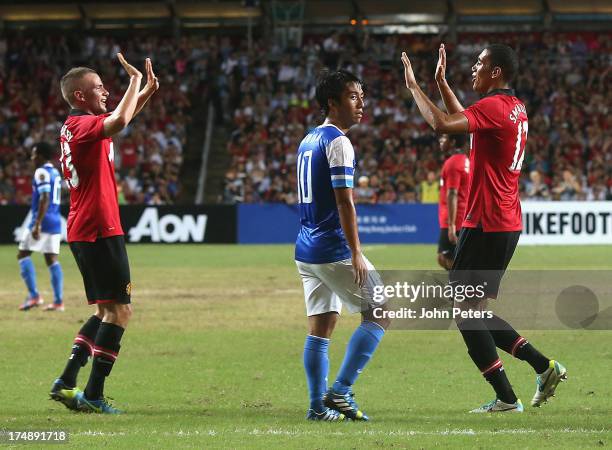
[{"left": 60, "top": 67, "right": 97, "bottom": 107}]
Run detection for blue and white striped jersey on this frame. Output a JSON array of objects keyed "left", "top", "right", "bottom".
[
  {"left": 295, "top": 124, "right": 356, "bottom": 264},
  {"left": 29, "top": 163, "right": 62, "bottom": 234}
]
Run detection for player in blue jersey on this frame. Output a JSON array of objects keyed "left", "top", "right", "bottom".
[
  {"left": 295, "top": 70, "right": 390, "bottom": 422},
  {"left": 18, "top": 142, "right": 65, "bottom": 312}
]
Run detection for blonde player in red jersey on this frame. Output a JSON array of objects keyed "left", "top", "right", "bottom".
[
  {"left": 50, "top": 53, "right": 158, "bottom": 414},
  {"left": 401, "top": 43, "right": 566, "bottom": 413}
]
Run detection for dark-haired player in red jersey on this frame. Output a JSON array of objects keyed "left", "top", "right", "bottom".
[
  {"left": 437, "top": 133, "right": 469, "bottom": 270},
  {"left": 401, "top": 43, "right": 566, "bottom": 412},
  {"left": 49, "top": 53, "right": 159, "bottom": 414}
]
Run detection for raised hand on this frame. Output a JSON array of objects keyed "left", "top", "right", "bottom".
[
  {"left": 435, "top": 43, "right": 446, "bottom": 83},
  {"left": 144, "top": 58, "right": 159, "bottom": 93},
  {"left": 117, "top": 53, "right": 142, "bottom": 79},
  {"left": 401, "top": 51, "right": 417, "bottom": 90}
]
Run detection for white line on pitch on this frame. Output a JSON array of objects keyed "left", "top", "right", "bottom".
[{"left": 73, "top": 428, "right": 609, "bottom": 438}]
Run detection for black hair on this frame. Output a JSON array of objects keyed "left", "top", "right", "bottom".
[
  {"left": 450, "top": 134, "right": 467, "bottom": 149},
  {"left": 315, "top": 69, "right": 362, "bottom": 116},
  {"left": 485, "top": 44, "right": 519, "bottom": 84},
  {"left": 33, "top": 142, "right": 55, "bottom": 161}
]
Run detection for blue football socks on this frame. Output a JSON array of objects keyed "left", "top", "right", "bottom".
[
  {"left": 332, "top": 321, "right": 385, "bottom": 395},
  {"left": 304, "top": 335, "right": 330, "bottom": 412},
  {"left": 19, "top": 256, "right": 38, "bottom": 299},
  {"left": 49, "top": 262, "right": 63, "bottom": 304}
]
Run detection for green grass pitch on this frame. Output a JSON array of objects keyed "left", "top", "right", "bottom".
[{"left": 0, "top": 244, "right": 611, "bottom": 448}]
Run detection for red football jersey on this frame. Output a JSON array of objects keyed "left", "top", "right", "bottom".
[
  {"left": 59, "top": 110, "right": 123, "bottom": 242},
  {"left": 438, "top": 152, "right": 470, "bottom": 229},
  {"left": 461, "top": 91, "right": 527, "bottom": 232}
]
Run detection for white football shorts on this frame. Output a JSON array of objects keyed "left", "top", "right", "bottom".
[
  {"left": 296, "top": 254, "right": 387, "bottom": 316},
  {"left": 18, "top": 229, "right": 61, "bottom": 254}
]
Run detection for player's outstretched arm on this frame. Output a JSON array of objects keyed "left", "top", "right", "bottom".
[
  {"left": 401, "top": 51, "right": 468, "bottom": 134},
  {"left": 334, "top": 187, "right": 368, "bottom": 288},
  {"left": 435, "top": 44, "right": 465, "bottom": 114},
  {"left": 103, "top": 53, "right": 143, "bottom": 137},
  {"left": 133, "top": 58, "right": 159, "bottom": 117}
]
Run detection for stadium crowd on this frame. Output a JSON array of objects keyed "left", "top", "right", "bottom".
[
  {"left": 0, "top": 33, "right": 201, "bottom": 205},
  {"left": 219, "top": 31, "right": 611, "bottom": 204},
  {"left": 0, "top": 31, "right": 608, "bottom": 207}
]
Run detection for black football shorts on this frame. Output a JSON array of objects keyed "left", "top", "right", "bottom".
[
  {"left": 449, "top": 227, "right": 520, "bottom": 299},
  {"left": 69, "top": 235, "right": 131, "bottom": 305}
]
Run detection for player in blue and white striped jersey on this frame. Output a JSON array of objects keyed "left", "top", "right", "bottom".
[
  {"left": 18, "top": 142, "right": 65, "bottom": 312},
  {"left": 295, "top": 70, "right": 389, "bottom": 422}
]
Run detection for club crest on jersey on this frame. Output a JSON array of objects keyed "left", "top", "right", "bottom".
[{"left": 125, "top": 282, "right": 132, "bottom": 296}]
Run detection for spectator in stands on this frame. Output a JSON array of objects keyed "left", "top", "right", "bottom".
[
  {"left": 553, "top": 169, "right": 583, "bottom": 200},
  {"left": 222, "top": 169, "right": 243, "bottom": 204},
  {"left": 584, "top": 182, "right": 607, "bottom": 201},
  {"left": 398, "top": 188, "right": 418, "bottom": 203},
  {"left": 524, "top": 170, "right": 551, "bottom": 201},
  {"left": 354, "top": 176, "right": 375, "bottom": 204},
  {"left": 419, "top": 170, "right": 439, "bottom": 203}
]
